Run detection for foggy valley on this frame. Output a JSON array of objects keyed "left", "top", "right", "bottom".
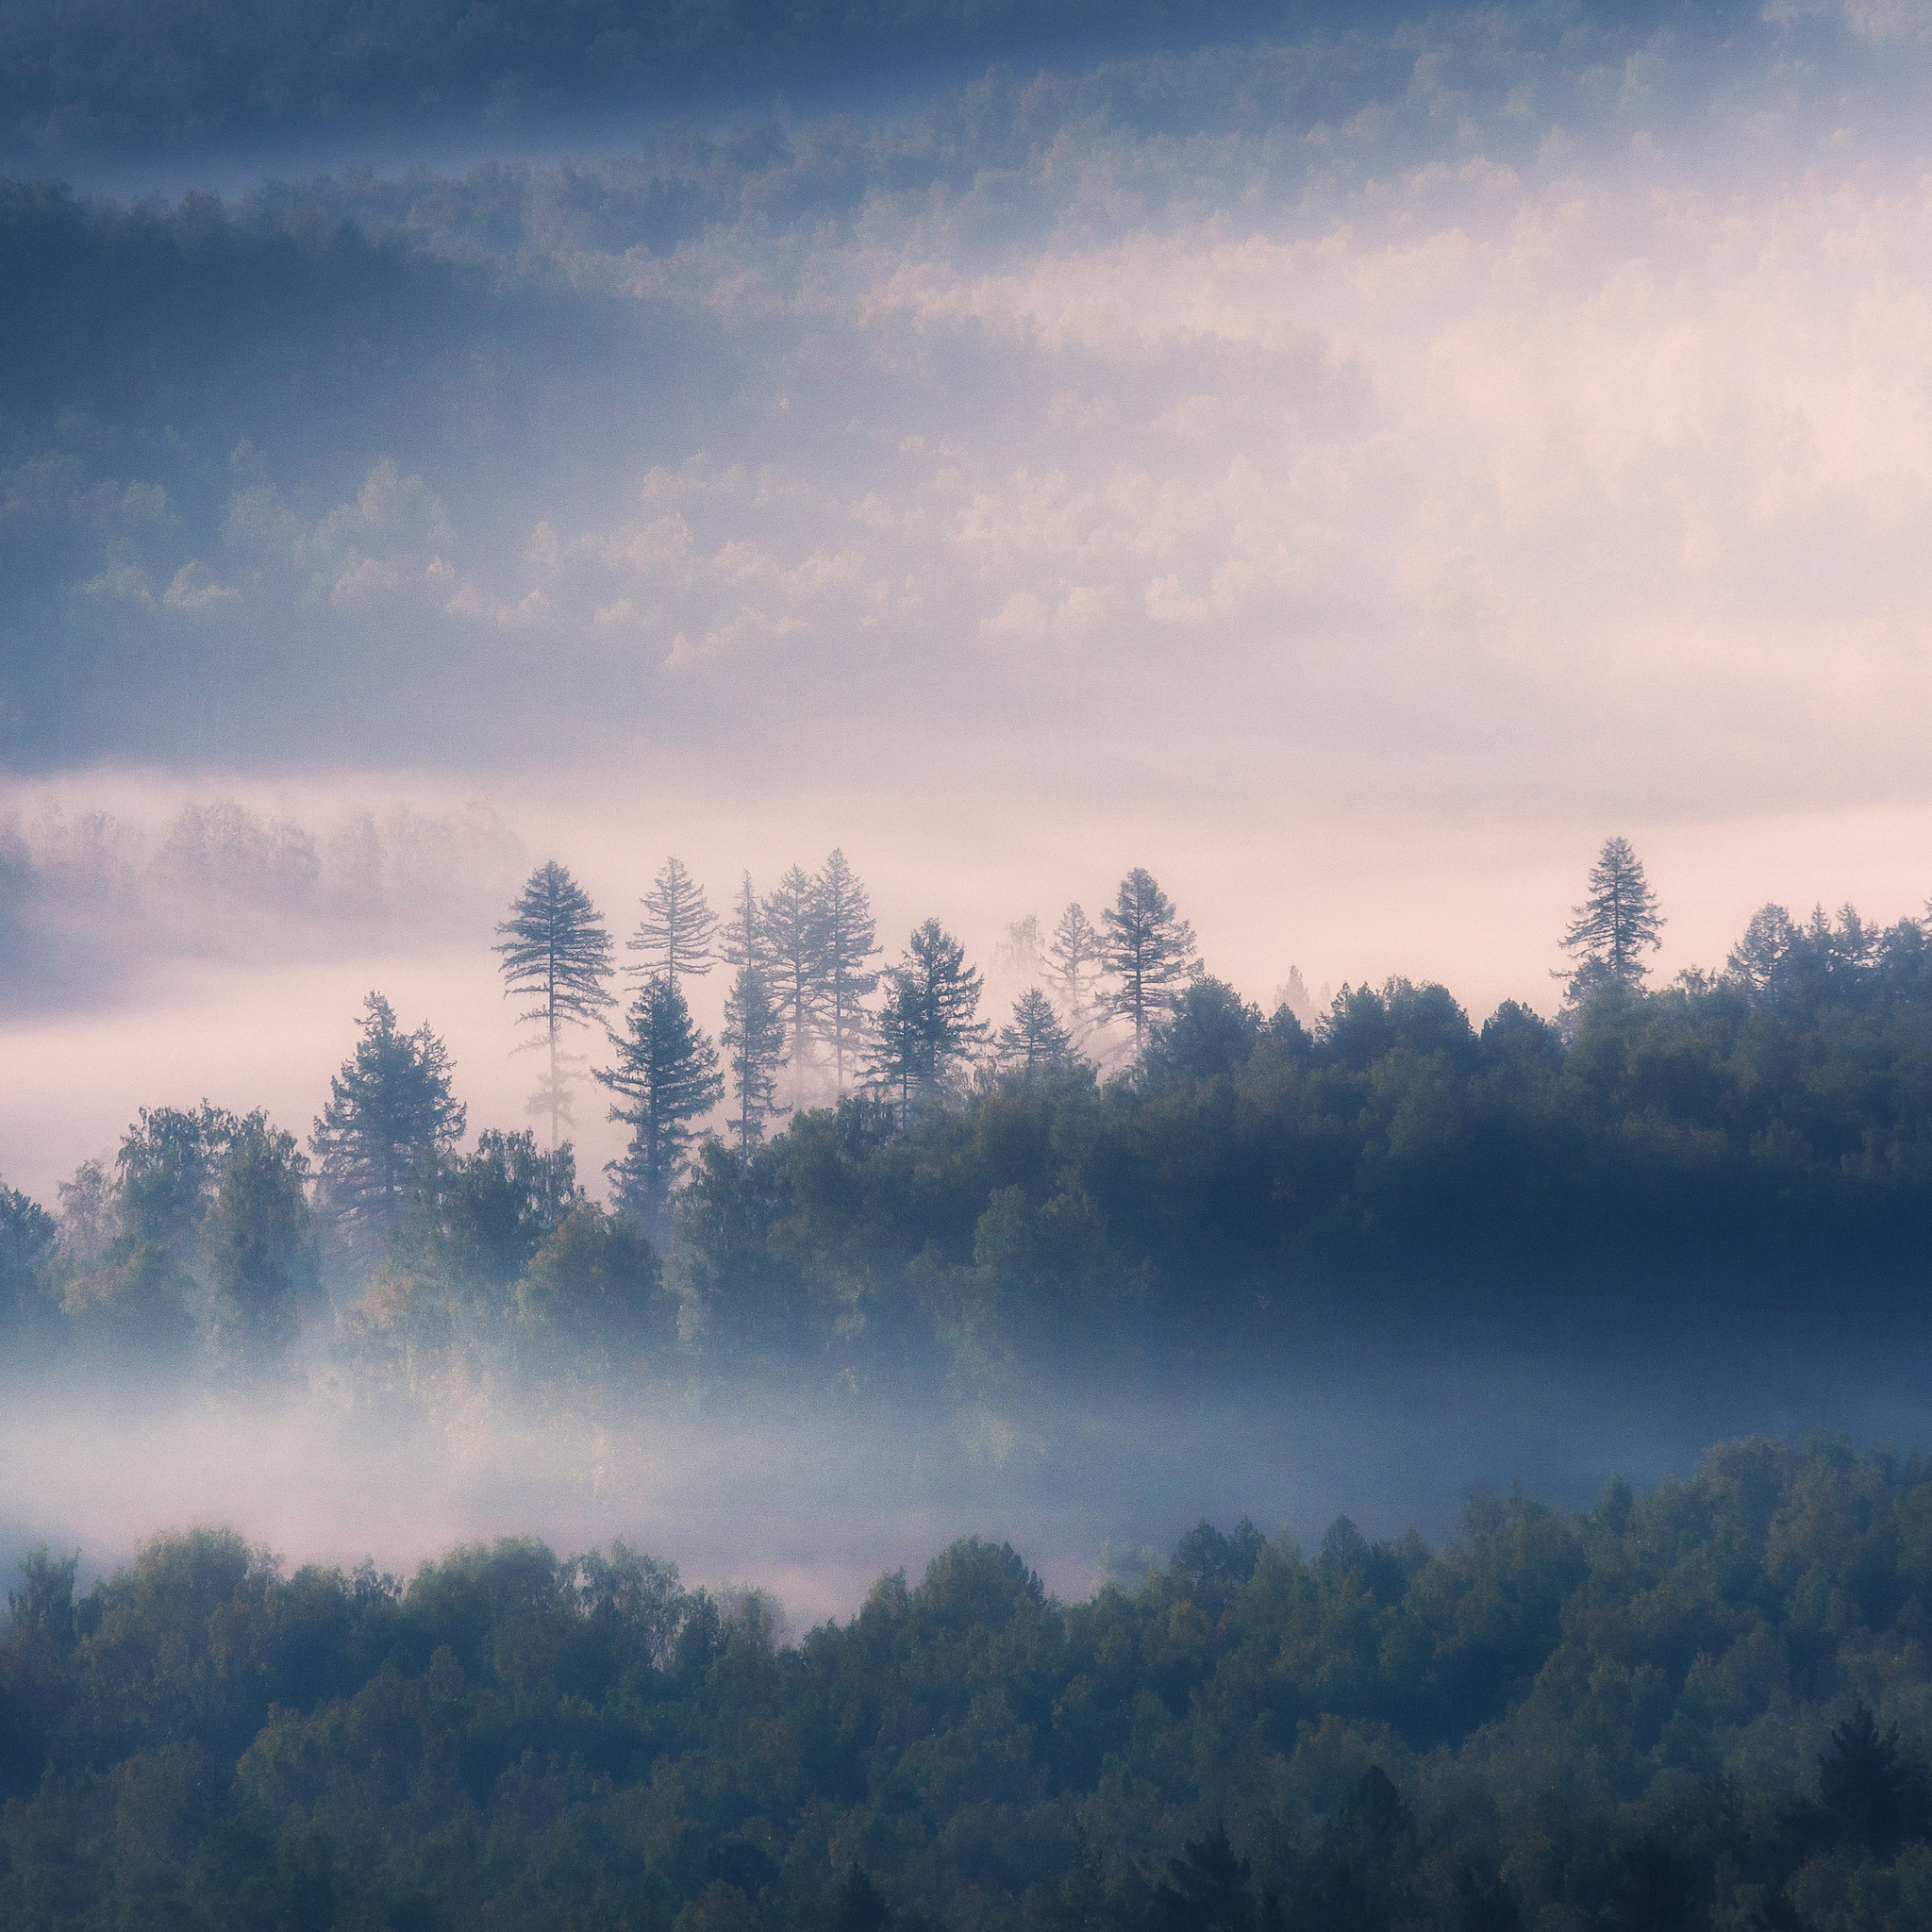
[{"left": 11, "top": 0, "right": 1932, "bottom": 1924}]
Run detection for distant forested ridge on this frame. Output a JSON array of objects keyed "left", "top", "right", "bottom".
[
  {"left": 6, "top": 841, "right": 1932, "bottom": 1396},
  {"left": 7, "top": 1438, "right": 1932, "bottom": 1928}
]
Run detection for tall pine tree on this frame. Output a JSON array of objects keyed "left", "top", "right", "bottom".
[
  {"left": 995, "top": 988, "right": 1076, "bottom": 1081},
  {"left": 629, "top": 857, "right": 720, "bottom": 991},
  {"left": 722, "top": 964, "right": 788, "bottom": 1148},
  {"left": 1100, "top": 869, "right": 1198, "bottom": 1050},
  {"left": 1560, "top": 836, "right": 1664, "bottom": 1000},
  {"left": 598, "top": 977, "right": 724, "bottom": 1233},
  {"left": 864, "top": 919, "right": 987, "bottom": 1122},
  {"left": 1048, "top": 903, "right": 1106, "bottom": 1045},
  {"left": 311, "top": 993, "right": 466, "bottom": 1259},
  {"left": 813, "top": 848, "right": 879, "bottom": 1097},
  {"left": 494, "top": 860, "right": 615, "bottom": 1148},
  {"left": 763, "top": 864, "right": 826, "bottom": 1103}
]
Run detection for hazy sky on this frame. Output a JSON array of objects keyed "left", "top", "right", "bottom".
[{"left": 8, "top": 0, "right": 1932, "bottom": 1203}]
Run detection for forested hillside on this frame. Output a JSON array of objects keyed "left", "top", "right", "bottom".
[
  {"left": 5, "top": 840, "right": 1932, "bottom": 1398},
  {"left": 5, "top": 1438, "right": 1932, "bottom": 1930}
]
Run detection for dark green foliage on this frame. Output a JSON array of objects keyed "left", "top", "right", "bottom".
[
  {"left": 1100, "top": 870, "right": 1197, "bottom": 1049},
  {"left": 1140, "top": 977, "right": 1259, "bottom": 1086},
  {"left": 8, "top": 1441, "right": 1932, "bottom": 1931},
  {"left": 0, "top": 1180, "right": 58, "bottom": 1341},
  {"left": 310, "top": 993, "right": 466, "bottom": 1258},
  {"left": 512, "top": 1200, "right": 675, "bottom": 1379},
  {"left": 206, "top": 1114, "right": 314, "bottom": 1380},
  {"left": 866, "top": 919, "right": 987, "bottom": 1122},
  {"left": 598, "top": 975, "right": 724, "bottom": 1233},
  {"left": 996, "top": 988, "right": 1077, "bottom": 1080},
  {"left": 724, "top": 962, "right": 789, "bottom": 1147}
]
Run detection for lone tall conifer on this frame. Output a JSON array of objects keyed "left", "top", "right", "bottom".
[
  {"left": 1561, "top": 837, "right": 1664, "bottom": 999},
  {"left": 1100, "top": 869, "right": 1198, "bottom": 1050},
  {"left": 495, "top": 861, "right": 615, "bottom": 1148}
]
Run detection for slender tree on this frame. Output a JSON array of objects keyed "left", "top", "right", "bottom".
[
  {"left": 1560, "top": 836, "right": 1664, "bottom": 998},
  {"left": 723, "top": 964, "right": 789, "bottom": 1149},
  {"left": 813, "top": 848, "right": 879, "bottom": 1097},
  {"left": 1048, "top": 903, "right": 1107, "bottom": 1044},
  {"left": 1100, "top": 869, "right": 1199, "bottom": 1050},
  {"left": 995, "top": 988, "right": 1076, "bottom": 1081},
  {"left": 311, "top": 992, "right": 467, "bottom": 1257},
  {"left": 629, "top": 857, "right": 720, "bottom": 992},
  {"left": 598, "top": 977, "right": 724, "bottom": 1233},
  {"left": 723, "top": 871, "right": 765, "bottom": 970},
  {"left": 864, "top": 919, "right": 987, "bottom": 1121},
  {"left": 494, "top": 860, "right": 615, "bottom": 1149},
  {"left": 762, "top": 864, "right": 826, "bottom": 1101}
]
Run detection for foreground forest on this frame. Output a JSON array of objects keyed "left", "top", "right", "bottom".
[
  {"left": 5, "top": 838, "right": 1932, "bottom": 1396},
  {"left": 6, "top": 1437, "right": 1932, "bottom": 1930}
]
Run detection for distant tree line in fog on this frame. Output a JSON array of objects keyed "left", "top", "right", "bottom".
[
  {"left": 6, "top": 1438, "right": 1932, "bottom": 1929},
  {"left": 8, "top": 836, "right": 1932, "bottom": 1396}
]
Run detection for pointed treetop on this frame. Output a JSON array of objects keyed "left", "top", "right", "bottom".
[{"left": 630, "top": 857, "right": 720, "bottom": 991}]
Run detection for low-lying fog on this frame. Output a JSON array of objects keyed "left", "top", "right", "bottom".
[{"left": 8, "top": 1335, "right": 1927, "bottom": 1626}]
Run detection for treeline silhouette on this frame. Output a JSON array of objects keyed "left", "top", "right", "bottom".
[
  {"left": 5, "top": 1438, "right": 1932, "bottom": 1928},
  {"left": 5, "top": 842, "right": 1932, "bottom": 1394}
]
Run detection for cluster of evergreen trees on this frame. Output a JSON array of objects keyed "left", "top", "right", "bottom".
[
  {"left": 8, "top": 835, "right": 1932, "bottom": 1395},
  {"left": 494, "top": 852, "right": 1204, "bottom": 1231},
  {"left": 5, "top": 1437, "right": 1932, "bottom": 1929}
]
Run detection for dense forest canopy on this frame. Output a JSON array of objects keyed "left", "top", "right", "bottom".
[
  {"left": 6, "top": 1437, "right": 1932, "bottom": 1929},
  {"left": 4, "top": 840, "right": 1932, "bottom": 1400}
]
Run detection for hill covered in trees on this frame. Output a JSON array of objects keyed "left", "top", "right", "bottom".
[
  {"left": 5, "top": 1437, "right": 1932, "bottom": 1930},
  {"left": 5, "top": 840, "right": 1932, "bottom": 1399}
]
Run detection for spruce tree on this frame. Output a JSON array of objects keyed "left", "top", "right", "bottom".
[
  {"left": 813, "top": 848, "right": 879, "bottom": 1097},
  {"left": 311, "top": 992, "right": 467, "bottom": 1258},
  {"left": 1100, "top": 869, "right": 1199, "bottom": 1049},
  {"left": 996, "top": 988, "right": 1076, "bottom": 1081},
  {"left": 598, "top": 977, "right": 724, "bottom": 1232},
  {"left": 629, "top": 857, "right": 720, "bottom": 991},
  {"left": 762, "top": 864, "right": 826, "bottom": 1101},
  {"left": 494, "top": 860, "right": 615, "bottom": 1148},
  {"left": 1560, "top": 836, "right": 1664, "bottom": 999},
  {"left": 723, "top": 963, "right": 789, "bottom": 1148},
  {"left": 1049, "top": 903, "right": 1106, "bottom": 1043},
  {"left": 723, "top": 871, "right": 765, "bottom": 970},
  {"left": 864, "top": 919, "right": 987, "bottom": 1121}
]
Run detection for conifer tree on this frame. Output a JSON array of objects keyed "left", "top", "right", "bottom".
[
  {"left": 996, "top": 988, "right": 1076, "bottom": 1081},
  {"left": 813, "top": 848, "right": 879, "bottom": 1097},
  {"left": 1100, "top": 869, "right": 1199, "bottom": 1050},
  {"left": 598, "top": 977, "right": 724, "bottom": 1232},
  {"left": 311, "top": 992, "right": 466, "bottom": 1257},
  {"left": 494, "top": 860, "right": 615, "bottom": 1149},
  {"left": 864, "top": 919, "right": 987, "bottom": 1122},
  {"left": 723, "top": 871, "right": 765, "bottom": 970},
  {"left": 1049, "top": 903, "right": 1106, "bottom": 1044},
  {"left": 1560, "top": 836, "right": 1664, "bottom": 999},
  {"left": 629, "top": 857, "right": 720, "bottom": 991},
  {"left": 762, "top": 864, "right": 826, "bottom": 1101},
  {"left": 722, "top": 964, "right": 789, "bottom": 1148}
]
